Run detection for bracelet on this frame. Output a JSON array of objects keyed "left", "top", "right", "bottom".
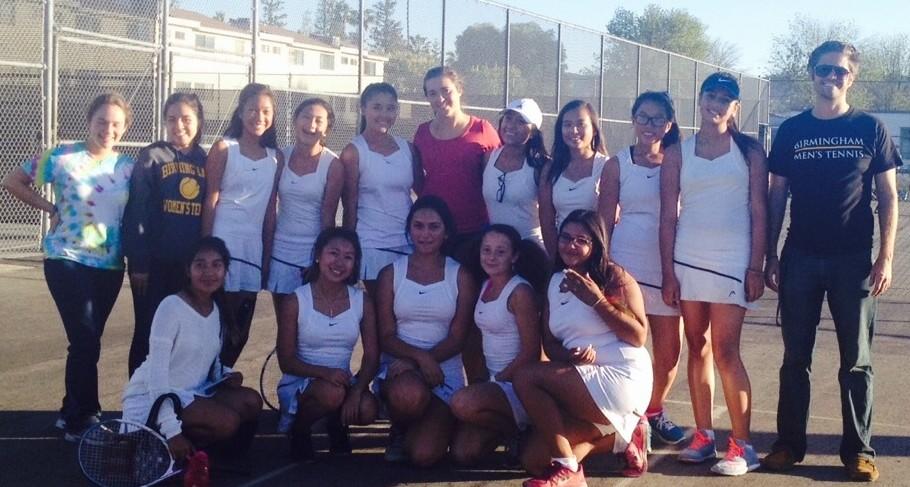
[{"left": 591, "top": 296, "right": 608, "bottom": 308}]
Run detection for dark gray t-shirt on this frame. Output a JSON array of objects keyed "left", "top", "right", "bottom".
[{"left": 769, "top": 108, "right": 902, "bottom": 254}]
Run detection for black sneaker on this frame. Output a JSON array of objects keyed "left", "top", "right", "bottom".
[
  {"left": 62, "top": 414, "right": 102, "bottom": 443},
  {"left": 289, "top": 429, "right": 315, "bottom": 463},
  {"left": 327, "top": 414, "right": 352, "bottom": 455},
  {"left": 56, "top": 411, "right": 101, "bottom": 431},
  {"left": 384, "top": 424, "right": 407, "bottom": 463}
]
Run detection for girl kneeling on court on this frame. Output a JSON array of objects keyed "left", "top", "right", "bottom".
[
  {"left": 376, "top": 196, "right": 479, "bottom": 466},
  {"left": 122, "top": 237, "right": 263, "bottom": 464},
  {"left": 514, "top": 209, "right": 652, "bottom": 486},
  {"left": 275, "top": 227, "right": 380, "bottom": 461},
  {"left": 450, "top": 224, "right": 549, "bottom": 465}
]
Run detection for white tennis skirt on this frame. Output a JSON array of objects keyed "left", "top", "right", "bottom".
[
  {"left": 637, "top": 281, "right": 680, "bottom": 317},
  {"left": 374, "top": 353, "right": 466, "bottom": 405},
  {"left": 217, "top": 232, "right": 263, "bottom": 292},
  {"left": 360, "top": 245, "right": 412, "bottom": 281},
  {"left": 575, "top": 349, "right": 652, "bottom": 443},
  {"left": 492, "top": 379, "right": 529, "bottom": 428},
  {"left": 267, "top": 250, "right": 313, "bottom": 294},
  {"left": 675, "top": 260, "right": 755, "bottom": 310}
]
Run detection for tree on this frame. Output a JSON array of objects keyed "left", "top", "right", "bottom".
[
  {"left": 383, "top": 34, "right": 440, "bottom": 98},
  {"left": 213, "top": 11, "right": 226, "bottom": 23},
  {"left": 313, "top": 0, "right": 358, "bottom": 43},
  {"left": 366, "top": 0, "right": 405, "bottom": 54},
  {"left": 765, "top": 16, "right": 910, "bottom": 112},
  {"left": 298, "top": 9, "right": 313, "bottom": 35},
  {"left": 261, "top": 0, "right": 287, "bottom": 28},
  {"left": 447, "top": 21, "right": 563, "bottom": 106},
  {"left": 706, "top": 40, "right": 741, "bottom": 70},
  {"left": 607, "top": 5, "right": 712, "bottom": 61},
  {"left": 767, "top": 14, "right": 859, "bottom": 79}
]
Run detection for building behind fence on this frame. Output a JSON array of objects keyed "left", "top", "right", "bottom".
[{"left": 0, "top": 0, "right": 770, "bottom": 256}]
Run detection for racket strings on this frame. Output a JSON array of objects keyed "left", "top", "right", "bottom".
[{"left": 79, "top": 421, "right": 171, "bottom": 487}]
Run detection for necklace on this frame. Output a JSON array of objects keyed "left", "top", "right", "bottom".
[{"left": 313, "top": 283, "right": 347, "bottom": 317}]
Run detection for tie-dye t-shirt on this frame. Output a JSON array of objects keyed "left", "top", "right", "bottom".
[{"left": 21, "top": 142, "right": 135, "bottom": 270}]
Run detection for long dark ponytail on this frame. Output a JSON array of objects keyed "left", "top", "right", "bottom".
[
  {"left": 549, "top": 100, "right": 607, "bottom": 184},
  {"left": 359, "top": 82, "right": 398, "bottom": 134},
  {"left": 631, "top": 91, "right": 680, "bottom": 148},
  {"left": 727, "top": 117, "right": 763, "bottom": 162},
  {"left": 224, "top": 83, "right": 278, "bottom": 149}
]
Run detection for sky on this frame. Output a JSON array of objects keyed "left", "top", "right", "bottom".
[{"left": 501, "top": 0, "right": 909, "bottom": 76}]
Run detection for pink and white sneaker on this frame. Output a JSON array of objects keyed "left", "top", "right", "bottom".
[
  {"left": 621, "top": 415, "right": 650, "bottom": 477},
  {"left": 522, "top": 462, "right": 588, "bottom": 487}
]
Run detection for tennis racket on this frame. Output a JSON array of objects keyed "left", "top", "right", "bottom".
[
  {"left": 78, "top": 393, "right": 183, "bottom": 487},
  {"left": 259, "top": 347, "right": 282, "bottom": 411}
]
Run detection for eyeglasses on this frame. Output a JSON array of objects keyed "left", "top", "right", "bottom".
[
  {"left": 557, "top": 232, "right": 593, "bottom": 247},
  {"left": 813, "top": 64, "right": 850, "bottom": 79},
  {"left": 496, "top": 172, "right": 506, "bottom": 203},
  {"left": 633, "top": 113, "right": 669, "bottom": 127}
]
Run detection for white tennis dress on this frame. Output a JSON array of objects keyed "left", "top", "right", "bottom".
[
  {"left": 379, "top": 255, "right": 466, "bottom": 404},
  {"left": 474, "top": 275, "right": 531, "bottom": 426},
  {"left": 547, "top": 272, "right": 652, "bottom": 443},
  {"left": 267, "top": 147, "right": 337, "bottom": 293},
  {"left": 276, "top": 284, "right": 363, "bottom": 432},
  {"left": 482, "top": 147, "right": 543, "bottom": 245},
  {"left": 674, "top": 136, "right": 753, "bottom": 309},
  {"left": 610, "top": 147, "right": 679, "bottom": 317},
  {"left": 211, "top": 138, "right": 278, "bottom": 292},
  {"left": 122, "top": 295, "right": 228, "bottom": 439},
  {"left": 552, "top": 152, "right": 608, "bottom": 229},
  {"left": 350, "top": 134, "right": 414, "bottom": 279}
]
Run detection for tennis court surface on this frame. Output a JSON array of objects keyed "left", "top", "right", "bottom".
[{"left": 2, "top": 205, "right": 910, "bottom": 486}]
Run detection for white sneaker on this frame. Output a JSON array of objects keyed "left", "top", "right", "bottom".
[{"left": 711, "top": 438, "right": 760, "bottom": 476}]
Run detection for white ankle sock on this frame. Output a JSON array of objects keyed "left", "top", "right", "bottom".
[{"left": 551, "top": 456, "right": 579, "bottom": 472}]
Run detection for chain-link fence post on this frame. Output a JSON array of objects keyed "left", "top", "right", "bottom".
[
  {"left": 440, "top": 0, "right": 447, "bottom": 67},
  {"left": 635, "top": 45, "right": 642, "bottom": 95},
  {"left": 251, "top": 0, "right": 259, "bottom": 83},
  {"left": 42, "top": 0, "right": 56, "bottom": 239},
  {"left": 503, "top": 8, "right": 510, "bottom": 105},
  {"left": 598, "top": 35, "right": 604, "bottom": 123},
  {"left": 554, "top": 23, "right": 562, "bottom": 111},
  {"left": 693, "top": 62, "right": 699, "bottom": 128}
]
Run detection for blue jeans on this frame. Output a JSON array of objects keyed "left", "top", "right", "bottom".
[
  {"left": 44, "top": 258, "right": 124, "bottom": 427},
  {"left": 773, "top": 245, "right": 876, "bottom": 464}
]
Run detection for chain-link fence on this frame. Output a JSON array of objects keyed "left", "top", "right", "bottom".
[{"left": 0, "top": 0, "right": 770, "bottom": 257}]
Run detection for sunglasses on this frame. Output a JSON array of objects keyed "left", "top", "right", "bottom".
[
  {"left": 813, "top": 64, "right": 850, "bottom": 79},
  {"left": 496, "top": 172, "right": 506, "bottom": 203}
]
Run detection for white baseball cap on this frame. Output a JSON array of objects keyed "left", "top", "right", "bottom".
[{"left": 502, "top": 98, "right": 543, "bottom": 128}]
